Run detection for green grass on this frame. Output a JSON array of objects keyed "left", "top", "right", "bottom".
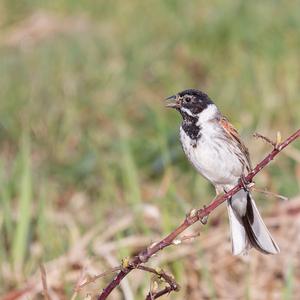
[
  {"left": 12, "top": 131, "right": 32, "bottom": 271},
  {"left": 0, "top": 0, "right": 300, "bottom": 298}
]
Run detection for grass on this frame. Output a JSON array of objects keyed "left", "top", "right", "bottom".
[
  {"left": 0, "top": 0, "right": 300, "bottom": 299},
  {"left": 12, "top": 131, "right": 32, "bottom": 272}
]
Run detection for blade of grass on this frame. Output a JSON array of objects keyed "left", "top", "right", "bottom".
[
  {"left": 119, "top": 125, "right": 151, "bottom": 235},
  {"left": 0, "top": 159, "right": 14, "bottom": 256},
  {"left": 12, "top": 131, "right": 32, "bottom": 272},
  {"left": 119, "top": 126, "right": 141, "bottom": 208}
]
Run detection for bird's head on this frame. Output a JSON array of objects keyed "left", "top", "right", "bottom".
[{"left": 165, "top": 89, "right": 216, "bottom": 122}]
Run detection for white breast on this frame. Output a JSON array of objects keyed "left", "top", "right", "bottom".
[{"left": 179, "top": 123, "right": 243, "bottom": 187}]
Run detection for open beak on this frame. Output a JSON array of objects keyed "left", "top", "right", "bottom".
[{"left": 165, "top": 94, "right": 181, "bottom": 109}]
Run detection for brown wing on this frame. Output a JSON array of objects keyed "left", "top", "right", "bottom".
[{"left": 219, "top": 116, "right": 252, "bottom": 172}]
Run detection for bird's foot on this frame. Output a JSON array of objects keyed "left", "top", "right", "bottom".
[{"left": 239, "top": 175, "right": 254, "bottom": 192}]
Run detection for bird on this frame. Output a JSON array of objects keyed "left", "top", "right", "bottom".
[{"left": 165, "top": 88, "right": 280, "bottom": 255}]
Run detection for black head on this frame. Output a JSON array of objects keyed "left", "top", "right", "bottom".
[{"left": 165, "top": 89, "right": 214, "bottom": 117}]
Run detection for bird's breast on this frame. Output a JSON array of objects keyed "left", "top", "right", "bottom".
[{"left": 179, "top": 125, "right": 242, "bottom": 186}]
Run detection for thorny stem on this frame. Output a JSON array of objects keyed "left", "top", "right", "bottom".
[{"left": 97, "top": 129, "right": 300, "bottom": 300}]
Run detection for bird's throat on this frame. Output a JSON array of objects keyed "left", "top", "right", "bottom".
[{"left": 181, "top": 115, "right": 202, "bottom": 141}]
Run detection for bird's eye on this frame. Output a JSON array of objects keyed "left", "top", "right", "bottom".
[{"left": 184, "top": 97, "right": 191, "bottom": 103}]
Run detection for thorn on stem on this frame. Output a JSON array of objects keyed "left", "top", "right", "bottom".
[
  {"left": 186, "top": 208, "right": 197, "bottom": 224},
  {"left": 197, "top": 206, "right": 208, "bottom": 224},
  {"left": 200, "top": 215, "right": 208, "bottom": 225}
]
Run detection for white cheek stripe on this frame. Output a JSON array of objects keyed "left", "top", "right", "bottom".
[{"left": 180, "top": 107, "right": 195, "bottom": 117}]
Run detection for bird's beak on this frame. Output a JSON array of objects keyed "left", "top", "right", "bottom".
[{"left": 165, "top": 94, "right": 181, "bottom": 109}]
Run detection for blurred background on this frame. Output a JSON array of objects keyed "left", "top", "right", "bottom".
[{"left": 0, "top": 1, "right": 300, "bottom": 299}]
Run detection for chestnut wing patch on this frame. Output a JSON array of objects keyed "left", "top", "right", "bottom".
[{"left": 219, "top": 117, "right": 252, "bottom": 171}]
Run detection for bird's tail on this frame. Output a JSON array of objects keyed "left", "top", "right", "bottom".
[{"left": 227, "top": 190, "right": 280, "bottom": 255}]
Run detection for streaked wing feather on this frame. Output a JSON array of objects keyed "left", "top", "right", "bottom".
[{"left": 219, "top": 116, "right": 252, "bottom": 171}]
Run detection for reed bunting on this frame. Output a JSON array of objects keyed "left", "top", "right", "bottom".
[{"left": 166, "top": 89, "right": 279, "bottom": 255}]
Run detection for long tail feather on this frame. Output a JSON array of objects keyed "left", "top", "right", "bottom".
[
  {"left": 243, "top": 193, "right": 280, "bottom": 254},
  {"left": 227, "top": 202, "right": 250, "bottom": 255},
  {"left": 228, "top": 190, "right": 280, "bottom": 255}
]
